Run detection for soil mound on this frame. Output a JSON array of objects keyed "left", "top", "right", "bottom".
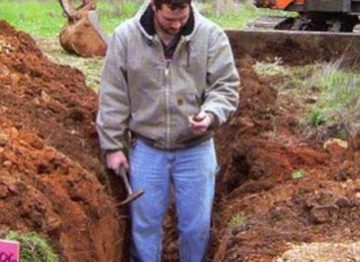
[
  {"left": 0, "top": 20, "right": 123, "bottom": 261},
  {"left": 211, "top": 55, "right": 360, "bottom": 261}
]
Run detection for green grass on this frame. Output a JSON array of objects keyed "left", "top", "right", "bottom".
[
  {"left": 305, "top": 63, "right": 360, "bottom": 136},
  {"left": 295, "top": 61, "right": 360, "bottom": 131},
  {"left": 207, "top": 4, "right": 295, "bottom": 30},
  {"left": 96, "top": 1, "right": 142, "bottom": 33},
  {"left": 308, "top": 107, "right": 328, "bottom": 127},
  {"left": 291, "top": 169, "right": 306, "bottom": 179},
  {"left": 312, "top": 64, "right": 360, "bottom": 110},
  {"left": 0, "top": 0, "right": 141, "bottom": 36},
  {"left": 228, "top": 212, "right": 247, "bottom": 228},
  {"left": 254, "top": 57, "right": 287, "bottom": 76},
  {"left": 4, "top": 231, "right": 59, "bottom": 262},
  {"left": 0, "top": 0, "right": 295, "bottom": 37},
  {"left": 254, "top": 59, "right": 360, "bottom": 139},
  {"left": 0, "top": 1, "right": 64, "bottom": 36}
]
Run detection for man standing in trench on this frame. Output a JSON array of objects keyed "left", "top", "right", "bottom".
[{"left": 96, "top": 0, "right": 240, "bottom": 261}]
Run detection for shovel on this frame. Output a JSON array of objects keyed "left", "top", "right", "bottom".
[{"left": 116, "top": 167, "right": 144, "bottom": 205}]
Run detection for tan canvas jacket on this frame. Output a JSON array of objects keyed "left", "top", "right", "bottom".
[{"left": 96, "top": 3, "right": 240, "bottom": 151}]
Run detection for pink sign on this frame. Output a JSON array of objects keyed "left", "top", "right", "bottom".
[{"left": 0, "top": 239, "right": 20, "bottom": 262}]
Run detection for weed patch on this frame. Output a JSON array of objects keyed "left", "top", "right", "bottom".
[
  {"left": 228, "top": 212, "right": 247, "bottom": 228},
  {"left": 4, "top": 231, "right": 59, "bottom": 262},
  {"left": 255, "top": 59, "right": 360, "bottom": 140}
]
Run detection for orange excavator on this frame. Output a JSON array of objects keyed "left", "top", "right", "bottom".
[
  {"left": 59, "top": 0, "right": 108, "bottom": 57},
  {"left": 253, "top": 0, "right": 360, "bottom": 32},
  {"left": 58, "top": 0, "right": 360, "bottom": 61},
  {"left": 226, "top": 0, "right": 360, "bottom": 62}
]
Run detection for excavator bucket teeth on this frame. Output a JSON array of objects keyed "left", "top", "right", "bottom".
[
  {"left": 59, "top": 9, "right": 107, "bottom": 57},
  {"left": 87, "top": 10, "right": 109, "bottom": 45},
  {"left": 226, "top": 29, "right": 360, "bottom": 65},
  {"left": 58, "top": 0, "right": 107, "bottom": 57},
  {"left": 59, "top": 0, "right": 73, "bottom": 18}
]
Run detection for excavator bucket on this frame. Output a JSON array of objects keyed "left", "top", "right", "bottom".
[
  {"left": 59, "top": 0, "right": 108, "bottom": 57},
  {"left": 227, "top": 0, "right": 360, "bottom": 64},
  {"left": 226, "top": 29, "right": 360, "bottom": 65}
]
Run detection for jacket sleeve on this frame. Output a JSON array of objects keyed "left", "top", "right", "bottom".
[
  {"left": 201, "top": 29, "right": 240, "bottom": 128},
  {"left": 96, "top": 31, "right": 129, "bottom": 151}
]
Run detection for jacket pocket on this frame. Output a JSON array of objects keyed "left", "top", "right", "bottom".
[{"left": 176, "top": 92, "right": 201, "bottom": 117}]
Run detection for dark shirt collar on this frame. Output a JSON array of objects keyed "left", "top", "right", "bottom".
[{"left": 162, "top": 33, "right": 182, "bottom": 59}]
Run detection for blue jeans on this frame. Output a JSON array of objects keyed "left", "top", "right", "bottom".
[{"left": 129, "top": 139, "right": 218, "bottom": 262}]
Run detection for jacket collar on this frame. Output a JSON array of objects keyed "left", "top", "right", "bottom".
[{"left": 138, "top": 3, "right": 195, "bottom": 39}]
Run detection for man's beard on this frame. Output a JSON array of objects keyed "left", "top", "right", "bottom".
[{"left": 159, "top": 24, "right": 181, "bottom": 36}]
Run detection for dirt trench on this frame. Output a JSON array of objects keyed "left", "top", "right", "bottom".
[
  {"left": 2, "top": 20, "right": 360, "bottom": 262},
  {"left": 207, "top": 57, "right": 360, "bottom": 261},
  {"left": 162, "top": 45, "right": 360, "bottom": 261}
]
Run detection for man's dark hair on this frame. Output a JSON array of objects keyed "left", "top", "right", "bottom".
[{"left": 153, "top": 0, "right": 191, "bottom": 10}]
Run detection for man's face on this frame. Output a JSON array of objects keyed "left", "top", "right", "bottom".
[{"left": 153, "top": 3, "right": 190, "bottom": 36}]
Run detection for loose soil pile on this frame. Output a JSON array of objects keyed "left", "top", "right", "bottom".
[
  {"left": 210, "top": 55, "right": 360, "bottom": 261},
  {"left": 0, "top": 20, "right": 125, "bottom": 261},
  {"left": 2, "top": 20, "right": 360, "bottom": 262}
]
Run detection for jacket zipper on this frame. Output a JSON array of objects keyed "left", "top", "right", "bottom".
[
  {"left": 165, "top": 59, "right": 171, "bottom": 148},
  {"left": 162, "top": 37, "right": 187, "bottom": 149}
]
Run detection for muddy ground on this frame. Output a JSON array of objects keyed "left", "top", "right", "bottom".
[{"left": 1, "top": 20, "right": 360, "bottom": 261}]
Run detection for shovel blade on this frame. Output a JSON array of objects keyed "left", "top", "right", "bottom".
[{"left": 119, "top": 189, "right": 144, "bottom": 206}]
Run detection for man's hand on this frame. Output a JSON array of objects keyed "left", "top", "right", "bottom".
[
  {"left": 188, "top": 111, "right": 213, "bottom": 135},
  {"left": 106, "top": 150, "right": 129, "bottom": 174}
]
